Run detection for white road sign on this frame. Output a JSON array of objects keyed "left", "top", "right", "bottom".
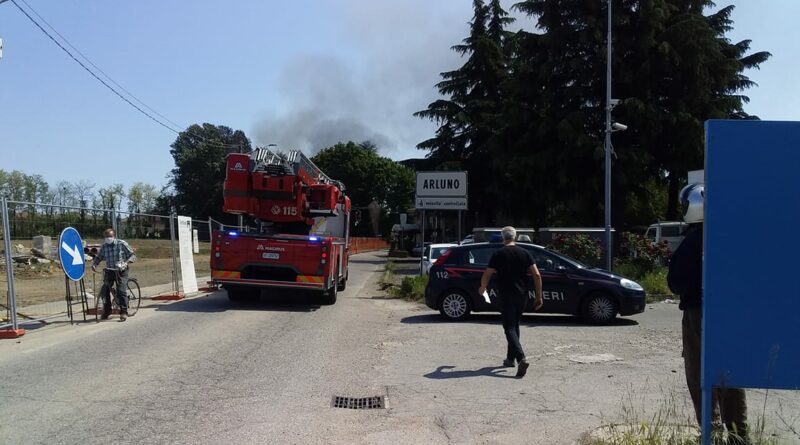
[
  {"left": 416, "top": 171, "right": 468, "bottom": 197},
  {"left": 416, "top": 197, "right": 468, "bottom": 210}
]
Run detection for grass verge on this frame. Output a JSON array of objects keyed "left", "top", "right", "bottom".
[
  {"left": 579, "top": 386, "right": 791, "bottom": 445},
  {"left": 378, "top": 261, "right": 429, "bottom": 302}
]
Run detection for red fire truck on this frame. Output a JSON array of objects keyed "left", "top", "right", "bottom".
[{"left": 210, "top": 148, "right": 351, "bottom": 304}]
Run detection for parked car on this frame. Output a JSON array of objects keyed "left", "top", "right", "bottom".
[
  {"left": 424, "top": 243, "right": 646, "bottom": 324},
  {"left": 645, "top": 221, "right": 687, "bottom": 252},
  {"left": 422, "top": 243, "right": 458, "bottom": 275}
]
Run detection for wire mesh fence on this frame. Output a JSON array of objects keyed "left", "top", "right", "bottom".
[{"left": 1, "top": 200, "right": 210, "bottom": 328}]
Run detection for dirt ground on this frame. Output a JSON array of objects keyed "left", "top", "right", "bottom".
[
  {"left": 1, "top": 239, "right": 210, "bottom": 307},
  {"left": 380, "top": 260, "right": 800, "bottom": 444}
]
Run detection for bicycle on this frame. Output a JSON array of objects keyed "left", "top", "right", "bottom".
[{"left": 93, "top": 264, "right": 141, "bottom": 321}]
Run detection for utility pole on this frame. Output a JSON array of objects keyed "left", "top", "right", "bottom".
[
  {"left": 0, "top": 0, "right": 8, "bottom": 63},
  {"left": 604, "top": 0, "right": 613, "bottom": 271}
]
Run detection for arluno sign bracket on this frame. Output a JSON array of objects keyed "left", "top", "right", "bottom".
[{"left": 415, "top": 171, "right": 468, "bottom": 275}]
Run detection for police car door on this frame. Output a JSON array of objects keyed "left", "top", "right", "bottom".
[
  {"left": 464, "top": 245, "right": 502, "bottom": 311},
  {"left": 525, "top": 248, "right": 577, "bottom": 314}
]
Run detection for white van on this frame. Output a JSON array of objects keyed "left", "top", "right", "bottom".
[{"left": 645, "top": 221, "right": 687, "bottom": 252}]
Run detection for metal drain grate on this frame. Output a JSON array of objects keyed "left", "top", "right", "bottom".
[{"left": 331, "top": 395, "right": 385, "bottom": 410}]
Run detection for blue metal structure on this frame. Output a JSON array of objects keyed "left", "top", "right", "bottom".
[{"left": 703, "top": 120, "right": 800, "bottom": 444}]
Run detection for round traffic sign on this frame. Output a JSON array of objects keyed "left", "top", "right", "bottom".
[{"left": 58, "top": 227, "right": 85, "bottom": 281}]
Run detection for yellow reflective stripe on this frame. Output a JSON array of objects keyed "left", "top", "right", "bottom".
[{"left": 212, "top": 270, "right": 241, "bottom": 279}]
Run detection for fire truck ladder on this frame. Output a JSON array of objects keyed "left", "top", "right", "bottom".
[
  {"left": 287, "top": 150, "right": 346, "bottom": 191},
  {"left": 251, "top": 146, "right": 293, "bottom": 176}
]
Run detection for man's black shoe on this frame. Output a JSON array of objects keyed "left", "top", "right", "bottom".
[
  {"left": 119, "top": 312, "right": 127, "bottom": 322},
  {"left": 516, "top": 360, "right": 530, "bottom": 378},
  {"left": 502, "top": 359, "right": 515, "bottom": 367},
  {"left": 100, "top": 313, "right": 110, "bottom": 320}
]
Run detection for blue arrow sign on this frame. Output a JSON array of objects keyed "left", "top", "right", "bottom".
[{"left": 58, "top": 227, "right": 85, "bottom": 281}]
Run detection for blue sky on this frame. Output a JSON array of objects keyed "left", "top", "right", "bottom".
[{"left": 0, "top": 0, "right": 797, "bottom": 191}]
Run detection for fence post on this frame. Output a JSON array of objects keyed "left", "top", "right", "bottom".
[
  {"left": 169, "top": 213, "right": 180, "bottom": 294},
  {"left": 111, "top": 208, "right": 118, "bottom": 234},
  {"left": 1, "top": 197, "right": 23, "bottom": 336},
  {"left": 207, "top": 217, "right": 213, "bottom": 242}
]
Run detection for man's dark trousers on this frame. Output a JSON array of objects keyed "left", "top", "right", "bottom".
[
  {"left": 101, "top": 268, "right": 129, "bottom": 314},
  {"left": 500, "top": 292, "right": 527, "bottom": 362},
  {"left": 683, "top": 307, "right": 748, "bottom": 438}
]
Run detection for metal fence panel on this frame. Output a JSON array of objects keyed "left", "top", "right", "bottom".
[{"left": 1, "top": 201, "right": 209, "bottom": 327}]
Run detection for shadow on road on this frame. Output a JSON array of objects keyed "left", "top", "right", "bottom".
[
  {"left": 154, "top": 291, "right": 321, "bottom": 313},
  {"left": 424, "top": 365, "right": 516, "bottom": 380},
  {"left": 401, "top": 313, "right": 639, "bottom": 327}
]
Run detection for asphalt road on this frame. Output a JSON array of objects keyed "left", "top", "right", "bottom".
[{"left": 1, "top": 252, "right": 797, "bottom": 445}]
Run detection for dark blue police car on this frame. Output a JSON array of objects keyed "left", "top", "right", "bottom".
[{"left": 424, "top": 243, "right": 646, "bottom": 324}]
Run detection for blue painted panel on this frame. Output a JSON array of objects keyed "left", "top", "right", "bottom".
[{"left": 703, "top": 120, "right": 800, "bottom": 391}]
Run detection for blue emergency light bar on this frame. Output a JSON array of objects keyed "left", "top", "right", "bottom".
[
  {"left": 308, "top": 236, "right": 319, "bottom": 242},
  {"left": 228, "top": 231, "right": 239, "bottom": 237}
]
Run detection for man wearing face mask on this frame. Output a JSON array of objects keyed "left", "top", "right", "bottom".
[{"left": 91, "top": 228, "right": 136, "bottom": 321}]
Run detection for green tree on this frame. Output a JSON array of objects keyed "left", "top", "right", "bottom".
[
  {"left": 415, "top": 0, "right": 513, "bottom": 225},
  {"left": 97, "top": 184, "right": 126, "bottom": 211},
  {"left": 611, "top": 0, "right": 770, "bottom": 219},
  {"left": 311, "top": 141, "right": 415, "bottom": 219},
  {"left": 491, "top": 0, "right": 768, "bottom": 227},
  {"left": 127, "top": 182, "right": 159, "bottom": 214},
  {"left": 168, "top": 123, "right": 251, "bottom": 219}
]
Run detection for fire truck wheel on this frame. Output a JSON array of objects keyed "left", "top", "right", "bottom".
[
  {"left": 322, "top": 283, "right": 338, "bottom": 305},
  {"left": 226, "top": 285, "right": 252, "bottom": 302},
  {"left": 337, "top": 272, "right": 348, "bottom": 291}
]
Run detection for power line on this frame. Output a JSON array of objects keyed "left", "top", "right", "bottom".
[
  {"left": 10, "top": 0, "right": 249, "bottom": 151},
  {"left": 9, "top": 0, "right": 181, "bottom": 134},
  {"left": 17, "top": 0, "right": 186, "bottom": 132}
]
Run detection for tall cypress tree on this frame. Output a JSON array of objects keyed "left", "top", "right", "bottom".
[
  {"left": 503, "top": 0, "right": 769, "bottom": 226},
  {"left": 615, "top": 0, "right": 771, "bottom": 219},
  {"left": 415, "top": 0, "right": 513, "bottom": 225}
]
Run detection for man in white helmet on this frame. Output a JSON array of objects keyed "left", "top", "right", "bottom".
[{"left": 668, "top": 183, "right": 748, "bottom": 443}]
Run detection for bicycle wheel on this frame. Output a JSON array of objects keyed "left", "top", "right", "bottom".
[{"left": 126, "top": 278, "right": 141, "bottom": 316}]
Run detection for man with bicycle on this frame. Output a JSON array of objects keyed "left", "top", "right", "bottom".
[{"left": 91, "top": 228, "right": 136, "bottom": 321}]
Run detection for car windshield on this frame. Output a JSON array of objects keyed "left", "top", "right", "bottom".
[{"left": 430, "top": 247, "right": 450, "bottom": 260}]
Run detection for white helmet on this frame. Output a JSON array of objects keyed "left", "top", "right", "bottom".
[{"left": 680, "top": 183, "right": 704, "bottom": 224}]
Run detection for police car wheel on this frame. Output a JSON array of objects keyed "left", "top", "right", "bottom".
[
  {"left": 582, "top": 294, "right": 618, "bottom": 325},
  {"left": 439, "top": 291, "right": 471, "bottom": 321}
]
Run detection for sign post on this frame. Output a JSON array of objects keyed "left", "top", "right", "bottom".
[
  {"left": 58, "top": 227, "right": 89, "bottom": 324},
  {"left": 415, "top": 172, "right": 468, "bottom": 275}
]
